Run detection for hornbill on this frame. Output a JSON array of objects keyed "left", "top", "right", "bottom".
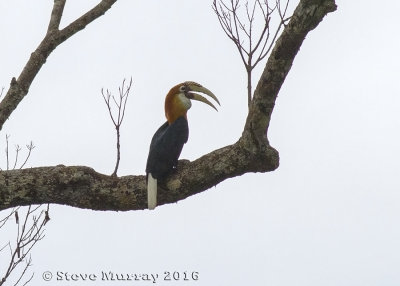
[{"left": 146, "top": 81, "right": 220, "bottom": 210}]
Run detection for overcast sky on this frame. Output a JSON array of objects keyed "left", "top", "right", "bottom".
[{"left": 1, "top": 0, "right": 400, "bottom": 285}]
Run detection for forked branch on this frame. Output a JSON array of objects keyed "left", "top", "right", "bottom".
[
  {"left": 213, "top": 0, "right": 290, "bottom": 108},
  {"left": 47, "top": 0, "right": 66, "bottom": 32},
  {"left": 0, "top": 205, "right": 50, "bottom": 286},
  {"left": 101, "top": 78, "right": 133, "bottom": 177},
  {"left": 2, "top": 135, "right": 35, "bottom": 171},
  {"left": 0, "top": 136, "right": 39, "bottom": 286},
  {"left": 0, "top": 0, "right": 118, "bottom": 131}
]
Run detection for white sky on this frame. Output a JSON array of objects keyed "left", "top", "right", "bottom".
[{"left": 1, "top": 0, "right": 400, "bottom": 285}]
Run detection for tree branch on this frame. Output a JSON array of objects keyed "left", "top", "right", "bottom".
[
  {"left": 0, "top": 205, "right": 49, "bottom": 286},
  {"left": 101, "top": 78, "right": 132, "bottom": 177},
  {"left": 0, "top": 142, "right": 279, "bottom": 212},
  {"left": 214, "top": 0, "right": 293, "bottom": 109},
  {"left": 0, "top": 0, "right": 336, "bottom": 212},
  {"left": 0, "top": 0, "right": 118, "bottom": 131},
  {"left": 47, "top": 0, "right": 66, "bottom": 32},
  {"left": 243, "top": 0, "right": 337, "bottom": 149}
]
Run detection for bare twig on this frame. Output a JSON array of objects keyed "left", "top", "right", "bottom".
[
  {"left": 213, "top": 0, "right": 290, "bottom": 108},
  {"left": 1, "top": 137, "right": 40, "bottom": 285},
  {"left": 0, "top": 208, "right": 19, "bottom": 229},
  {"left": 5, "top": 134, "right": 10, "bottom": 171},
  {"left": 0, "top": 205, "right": 50, "bottom": 286},
  {"left": 13, "top": 144, "right": 22, "bottom": 170},
  {"left": 15, "top": 211, "right": 19, "bottom": 225},
  {"left": 2, "top": 136, "right": 35, "bottom": 171},
  {"left": 101, "top": 77, "right": 133, "bottom": 177},
  {"left": 19, "top": 142, "right": 35, "bottom": 170},
  {"left": 13, "top": 257, "right": 33, "bottom": 286}
]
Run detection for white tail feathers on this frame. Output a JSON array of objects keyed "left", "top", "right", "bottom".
[{"left": 147, "top": 173, "right": 157, "bottom": 210}]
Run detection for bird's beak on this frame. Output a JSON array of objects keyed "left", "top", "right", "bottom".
[{"left": 186, "top": 82, "right": 220, "bottom": 111}]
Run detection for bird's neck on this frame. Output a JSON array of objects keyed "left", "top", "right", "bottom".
[
  {"left": 165, "top": 93, "right": 189, "bottom": 124},
  {"left": 166, "top": 108, "right": 187, "bottom": 124}
]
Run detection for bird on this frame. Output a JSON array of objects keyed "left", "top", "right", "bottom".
[{"left": 145, "top": 81, "right": 220, "bottom": 210}]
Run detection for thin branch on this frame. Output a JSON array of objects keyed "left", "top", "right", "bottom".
[
  {"left": 101, "top": 77, "right": 133, "bottom": 177},
  {"left": 5, "top": 134, "right": 10, "bottom": 171},
  {"left": 253, "top": 0, "right": 290, "bottom": 66},
  {"left": 22, "top": 272, "right": 34, "bottom": 286},
  {"left": 213, "top": 0, "right": 291, "bottom": 108},
  {"left": 2, "top": 136, "right": 35, "bottom": 171},
  {"left": 119, "top": 78, "right": 132, "bottom": 124},
  {"left": 13, "top": 257, "right": 33, "bottom": 286},
  {"left": 251, "top": 1, "right": 276, "bottom": 58},
  {"left": 19, "top": 142, "right": 35, "bottom": 170},
  {"left": 0, "top": 208, "right": 19, "bottom": 229},
  {"left": 101, "top": 89, "right": 118, "bottom": 127},
  {"left": 253, "top": 19, "right": 283, "bottom": 66},
  {"left": 15, "top": 211, "right": 19, "bottom": 225},
  {"left": 213, "top": 0, "right": 249, "bottom": 66},
  {"left": 0, "top": 241, "right": 11, "bottom": 254},
  {"left": 12, "top": 145, "right": 22, "bottom": 170},
  {"left": 0, "top": 205, "right": 49, "bottom": 286},
  {"left": 277, "top": 0, "right": 290, "bottom": 24}
]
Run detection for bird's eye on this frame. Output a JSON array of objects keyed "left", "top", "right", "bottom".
[{"left": 179, "top": 85, "right": 187, "bottom": 92}]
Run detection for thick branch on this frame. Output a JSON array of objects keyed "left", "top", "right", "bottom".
[
  {"left": 0, "top": 0, "right": 336, "bottom": 212},
  {"left": 243, "top": 0, "right": 337, "bottom": 149},
  {"left": 0, "top": 142, "right": 278, "bottom": 212},
  {"left": 0, "top": 0, "right": 117, "bottom": 131}
]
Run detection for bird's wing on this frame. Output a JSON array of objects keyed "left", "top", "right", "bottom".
[{"left": 146, "top": 117, "right": 189, "bottom": 179}]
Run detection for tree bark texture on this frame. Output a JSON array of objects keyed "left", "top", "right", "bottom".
[{"left": 0, "top": 0, "right": 337, "bottom": 212}]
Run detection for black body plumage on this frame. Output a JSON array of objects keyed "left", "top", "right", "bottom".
[{"left": 146, "top": 116, "right": 189, "bottom": 180}]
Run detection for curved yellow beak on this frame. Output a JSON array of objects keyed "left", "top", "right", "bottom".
[{"left": 185, "top": 81, "right": 220, "bottom": 111}]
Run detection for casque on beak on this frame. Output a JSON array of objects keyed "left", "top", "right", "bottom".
[{"left": 185, "top": 81, "right": 220, "bottom": 111}]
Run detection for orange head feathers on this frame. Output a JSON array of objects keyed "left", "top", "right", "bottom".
[{"left": 164, "top": 81, "right": 220, "bottom": 124}]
